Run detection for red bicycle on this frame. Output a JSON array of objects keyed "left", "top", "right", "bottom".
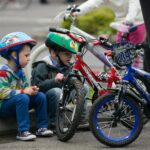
[{"left": 49, "top": 28, "right": 120, "bottom": 142}]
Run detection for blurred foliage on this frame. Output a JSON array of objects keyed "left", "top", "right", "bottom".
[
  {"left": 61, "top": 7, "right": 116, "bottom": 35},
  {"left": 89, "top": 87, "right": 94, "bottom": 100}
]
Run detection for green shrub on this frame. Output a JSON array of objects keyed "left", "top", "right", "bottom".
[{"left": 61, "top": 7, "right": 116, "bottom": 35}]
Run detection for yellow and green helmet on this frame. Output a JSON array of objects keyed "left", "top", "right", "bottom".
[{"left": 45, "top": 32, "right": 82, "bottom": 54}]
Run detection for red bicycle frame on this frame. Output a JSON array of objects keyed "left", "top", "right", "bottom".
[
  {"left": 69, "top": 32, "right": 120, "bottom": 101},
  {"left": 73, "top": 53, "right": 120, "bottom": 98}
]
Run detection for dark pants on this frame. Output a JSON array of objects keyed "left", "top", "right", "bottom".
[
  {"left": 46, "top": 85, "right": 89, "bottom": 127},
  {"left": 143, "top": 37, "right": 150, "bottom": 92},
  {"left": 144, "top": 37, "right": 150, "bottom": 72}
]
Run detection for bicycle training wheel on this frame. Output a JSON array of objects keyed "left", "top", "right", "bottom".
[
  {"left": 89, "top": 92, "right": 143, "bottom": 147},
  {"left": 56, "top": 79, "right": 86, "bottom": 142}
]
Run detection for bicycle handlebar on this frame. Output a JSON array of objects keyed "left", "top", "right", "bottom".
[
  {"left": 66, "top": 5, "right": 80, "bottom": 13},
  {"left": 49, "top": 28, "right": 69, "bottom": 34},
  {"left": 49, "top": 27, "right": 115, "bottom": 68},
  {"left": 49, "top": 28, "right": 113, "bottom": 49}
]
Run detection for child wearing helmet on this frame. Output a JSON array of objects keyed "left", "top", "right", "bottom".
[
  {"left": 31, "top": 32, "right": 89, "bottom": 131},
  {"left": 0, "top": 32, "right": 53, "bottom": 141}
]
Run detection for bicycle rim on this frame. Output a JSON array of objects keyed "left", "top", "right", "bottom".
[{"left": 89, "top": 93, "right": 143, "bottom": 147}]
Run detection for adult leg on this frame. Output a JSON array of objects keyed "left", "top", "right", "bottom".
[{"left": 142, "top": 37, "right": 150, "bottom": 92}]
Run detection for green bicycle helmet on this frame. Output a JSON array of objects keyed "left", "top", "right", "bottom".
[{"left": 45, "top": 32, "right": 82, "bottom": 54}]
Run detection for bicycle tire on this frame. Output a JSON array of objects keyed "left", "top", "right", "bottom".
[
  {"left": 56, "top": 78, "right": 85, "bottom": 142},
  {"left": 89, "top": 91, "right": 143, "bottom": 147}
]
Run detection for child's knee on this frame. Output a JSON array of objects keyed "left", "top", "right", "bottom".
[
  {"left": 46, "top": 88, "right": 62, "bottom": 99},
  {"left": 36, "top": 92, "right": 47, "bottom": 103},
  {"left": 16, "top": 94, "right": 30, "bottom": 104}
]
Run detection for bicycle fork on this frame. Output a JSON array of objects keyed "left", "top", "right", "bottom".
[{"left": 112, "top": 81, "right": 128, "bottom": 127}]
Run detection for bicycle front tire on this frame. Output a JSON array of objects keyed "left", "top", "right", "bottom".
[
  {"left": 56, "top": 79, "right": 85, "bottom": 142},
  {"left": 89, "top": 91, "right": 143, "bottom": 147}
]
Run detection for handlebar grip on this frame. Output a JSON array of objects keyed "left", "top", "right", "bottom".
[
  {"left": 99, "top": 36, "right": 112, "bottom": 48},
  {"left": 66, "top": 5, "right": 80, "bottom": 12},
  {"left": 49, "top": 28, "right": 70, "bottom": 34},
  {"left": 72, "top": 9, "right": 80, "bottom": 12}
]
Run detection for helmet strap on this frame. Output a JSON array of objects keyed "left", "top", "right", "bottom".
[
  {"left": 56, "top": 53, "right": 68, "bottom": 67},
  {"left": 8, "top": 51, "right": 23, "bottom": 79}
]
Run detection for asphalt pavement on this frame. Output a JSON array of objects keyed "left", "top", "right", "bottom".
[{"left": 0, "top": 123, "right": 150, "bottom": 150}]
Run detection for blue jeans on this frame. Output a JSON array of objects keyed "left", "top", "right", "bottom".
[
  {"left": 0, "top": 92, "right": 48, "bottom": 132},
  {"left": 46, "top": 84, "right": 89, "bottom": 126}
]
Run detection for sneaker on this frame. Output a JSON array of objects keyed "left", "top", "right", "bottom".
[
  {"left": 36, "top": 128, "right": 53, "bottom": 137},
  {"left": 16, "top": 131, "right": 36, "bottom": 141}
]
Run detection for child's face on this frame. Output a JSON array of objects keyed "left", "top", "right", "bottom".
[
  {"left": 59, "top": 51, "right": 73, "bottom": 66},
  {"left": 19, "top": 45, "right": 31, "bottom": 68}
]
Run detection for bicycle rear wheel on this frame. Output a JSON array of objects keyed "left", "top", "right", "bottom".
[
  {"left": 89, "top": 92, "right": 143, "bottom": 147},
  {"left": 56, "top": 79, "right": 85, "bottom": 142}
]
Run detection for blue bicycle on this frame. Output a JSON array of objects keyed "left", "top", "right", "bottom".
[{"left": 89, "top": 43, "right": 148, "bottom": 147}]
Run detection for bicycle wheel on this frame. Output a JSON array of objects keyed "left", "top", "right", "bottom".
[
  {"left": 56, "top": 79, "right": 86, "bottom": 142},
  {"left": 89, "top": 92, "right": 143, "bottom": 147},
  {"left": 0, "top": 0, "right": 7, "bottom": 10}
]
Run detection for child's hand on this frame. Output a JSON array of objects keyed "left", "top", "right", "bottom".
[
  {"left": 55, "top": 73, "right": 64, "bottom": 81},
  {"left": 23, "top": 86, "right": 39, "bottom": 95},
  {"left": 31, "top": 86, "right": 39, "bottom": 94}
]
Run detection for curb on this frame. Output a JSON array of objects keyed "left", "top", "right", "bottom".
[
  {"left": 0, "top": 104, "right": 92, "bottom": 136},
  {"left": 0, "top": 110, "right": 36, "bottom": 136}
]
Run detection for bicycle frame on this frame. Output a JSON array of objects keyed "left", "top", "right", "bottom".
[
  {"left": 73, "top": 52, "right": 120, "bottom": 96},
  {"left": 122, "top": 64, "right": 150, "bottom": 104}
]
